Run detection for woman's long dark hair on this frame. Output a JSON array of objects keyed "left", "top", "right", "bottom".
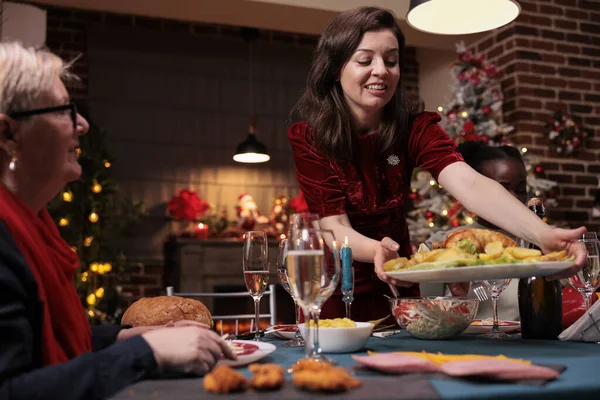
[{"left": 291, "top": 7, "right": 416, "bottom": 161}]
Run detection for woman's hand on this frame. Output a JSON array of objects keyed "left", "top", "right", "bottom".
[
  {"left": 374, "top": 237, "right": 413, "bottom": 287},
  {"left": 538, "top": 226, "right": 587, "bottom": 280},
  {"left": 142, "top": 326, "right": 236, "bottom": 375}
]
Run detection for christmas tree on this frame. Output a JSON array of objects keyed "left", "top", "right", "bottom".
[
  {"left": 48, "top": 117, "right": 145, "bottom": 324},
  {"left": 408, "top": 44, "right": 557, "bottom": 245}
]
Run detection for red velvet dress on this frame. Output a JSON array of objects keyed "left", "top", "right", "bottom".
[{"left": 287, "top": 112, "right": 464, "bottom": 322}]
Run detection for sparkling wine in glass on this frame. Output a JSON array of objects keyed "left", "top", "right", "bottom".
[
  {"left": 311, "top": 230, "right": 340, "bottom": 362},
  {"left": 277, "top": 238, "right": 304, "bottom": 347},
  {"left": 242, "top": 231, "right": 269, "bottom": 341},
  {"left": 568, "top": 232, "right": 600, "bottom": 310},
  {"left": 478, "top": 278, "right": 512, "bottom": 339},
  {"left": 286, "top": 228, "right": 325, "bottom": 359}
]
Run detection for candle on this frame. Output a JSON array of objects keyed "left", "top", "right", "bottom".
[
  {"left": 340, "top": 236, "right": 353, "bottom": 293},
  {"left": 195, "top": 223, "right": 209, "bottom": 240}
]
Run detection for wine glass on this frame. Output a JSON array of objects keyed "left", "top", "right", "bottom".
[
  {"left": 286, "top": 227, "right": 327, "bottom": 359},
  {"left": 477, "top": 278, "right": 513, "bottom": 339},
  {"left": 568, "top": 232, "right": 600, "bottom": 310},
  {"left": 277, "top": 238, "right": 304, "bottom": 347},
  {"left": 242, "top": 231, "right": 269, "bottom": 341},
  {"left": 310, "top": 229, "right": 340, "bottom": 362}
]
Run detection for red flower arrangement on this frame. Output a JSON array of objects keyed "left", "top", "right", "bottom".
[{"left": 167, "top": 189, "right": 210, "bottom": 222}]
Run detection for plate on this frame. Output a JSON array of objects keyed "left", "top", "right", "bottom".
[
  {"left": 218, "top": 340, "right": 276, "bottom": 368},
  {"left": 464, "top": 320, "right": 521, "bottom": 334},
  {"left": 386, "top": 261, "right": 573, "bottom": 283},
  {"left": 269, "top": 324, "right": 297, "bottom": 340}
]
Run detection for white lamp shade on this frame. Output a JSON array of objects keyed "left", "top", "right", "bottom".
[
  {"left": 1, "top": 2, "right": 47, "bottom": 47},
  {"left": 406, "top": 0, "right": 520, "bottom": 35}
]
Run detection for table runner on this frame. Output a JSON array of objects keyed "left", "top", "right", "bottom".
[{"left": 110, "top": 332, "right": 600, "bottom": 399}]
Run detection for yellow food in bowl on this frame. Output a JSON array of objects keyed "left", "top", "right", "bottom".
[{"left": 309, "top": 318, "right": 356, "bottom": 328}]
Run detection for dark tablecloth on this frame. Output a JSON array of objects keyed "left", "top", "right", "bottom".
[{"left": 110, "top": 332, "right": 600, "bottom": 400}]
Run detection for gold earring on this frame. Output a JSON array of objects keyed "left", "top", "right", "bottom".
[{"left": 8, "top": 155, "right": 17, "bottom": 171}]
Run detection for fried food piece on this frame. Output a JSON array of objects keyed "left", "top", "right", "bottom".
[
  {"left": 505, "top": 247, "right": 542, "bottom": 260},
  {"left": 540, "top": 250, "right": 568, "bottom": 262},
  {"left": 292, "top": 361, "right": 361, "bottom": 392},
  {"left": 203, "top": 365, "right": 247, "bottom": 394},
  {"left": 444, "top": 229, "right": 517, "bottom": 253},
  {"left": 383, "top": 257, "right": 408, "bottom": 272},
  {"left": 290, "top": 359, "right": 333, "bottom": 373},
  {"left": 484, "top": 241, "right": 504, "bottom": 256},
  {"left": 248, "top": 363, "right": 285, "bottom": 390}
]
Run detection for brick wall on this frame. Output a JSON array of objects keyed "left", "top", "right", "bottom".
[
  {"left": 470, "top": 0, "right": 600, "bottom": 233},
  {"left": 37, "top": 3, "right": 420, "bottom": 105},
  {"left": 33, "top": 2, "right": 420, "bottom": 300}
]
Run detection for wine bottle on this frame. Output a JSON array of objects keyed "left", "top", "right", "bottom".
[{"left": 517, "top": 198, "right": 563, "bottom": 339}]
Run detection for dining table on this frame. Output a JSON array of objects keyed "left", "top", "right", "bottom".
[{"left": 110, "top": 331, "right": 600, "bottom": 400}]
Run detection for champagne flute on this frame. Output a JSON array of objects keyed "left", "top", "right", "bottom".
[
  {"left": 277, "top": 238, "right": 304, "bottom": 347},
  {"left": 568, "top": 232, "right": 600, "bottom": 310},
  {"left": 286, "top": 227, "right": 326, "bottom": 359},
  {"left": 478, "top": 278, "right": 512, "bottom": 339},
  {"left": 242, "top": 231, "right": 269, "bottom": 341},
  {"left": 311, "top": 230, "right": 340, "bottom": 362}
]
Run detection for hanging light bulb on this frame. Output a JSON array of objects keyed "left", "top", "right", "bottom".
[
  {"left": 89, "top": 212, "right": 99, "bottom": 223},
  {"left": 59, "top": 218, "right": 69, "bottom": 227},
  {"left": 84, "top": 236, "right": 93, "bottom": 247},
  {"left": 90, "top": 263, "right": 99, "bottom": 273},
  {"left": 86, "top": 294, "right": 96, "bottom": 305},
  {"left": 103, "top": 160, "right": 111, "bottom": 168},
  {"left": 406, "top": 0, "right": 520, "bottom": 35},
  {"left": 233, "top": 116, "right": 270, "bottom": 163},
  {"left": 62, "top": 191, "right": 73, "bottom": 202},
  {"left": 95, "top": 287, "right": 105, "bottom": 298},
  {"left": 92, "top": 181, "right": 102, "bottom": 194},
  {"left": 234, "top": 28, "right": 270, "bottom": 164}
]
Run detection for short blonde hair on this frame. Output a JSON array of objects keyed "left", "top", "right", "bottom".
[{"left": 0, "top": 41, "right": 75, "bottom": 115}]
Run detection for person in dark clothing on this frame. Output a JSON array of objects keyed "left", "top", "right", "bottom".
[{"left": 0, "top": 42, "right": 235, "bottom": 400}]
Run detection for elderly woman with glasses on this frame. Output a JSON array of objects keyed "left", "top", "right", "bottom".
[{"left": 0, "top": 42, "right": 235, "bottom": 400}]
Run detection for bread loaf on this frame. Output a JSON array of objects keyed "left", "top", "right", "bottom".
[{"left": 121, "top": 296, "right": 213, "bottom": 328}]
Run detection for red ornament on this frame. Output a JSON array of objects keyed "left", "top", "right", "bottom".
[
  {"left": 463, "top": 120, "right": 475, "bottom": 134},
  {"left": 535, "top": 165, "right": 544, "bottom": 174},
  {"left": 482, "top": 106, "right": 491, "bottom": 115},
  {"left": 424, "top": 211, "right": 434, "bottom": 219},
  {"left": 480, "top": 135, "right": 490, "bottom": 144},
  {"left": 409, "top": 192, "right": 418, "bottom": 200},
  {"left": 451, "top": 218, "right": 461, "bottom": 228}
]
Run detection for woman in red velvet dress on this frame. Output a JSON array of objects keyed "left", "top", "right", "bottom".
[{"left": 287, "top": 7, "right": 587, "bottom": 322}]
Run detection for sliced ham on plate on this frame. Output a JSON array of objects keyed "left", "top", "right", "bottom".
[
  {"left": 352, "top": 353, "right": 442, "bottom": 374},
  {"left": 440, "top": 359, "right": 560, "bottom": 381},
  {"left": 352, "top": 353, "right": 561, "bottom": 382}
]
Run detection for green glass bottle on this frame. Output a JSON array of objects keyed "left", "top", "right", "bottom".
[{"left": 517, "top": 198, "right": 563, "bottom": 340}]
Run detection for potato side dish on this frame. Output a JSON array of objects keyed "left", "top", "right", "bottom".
[{"left": 384, "top": 228, "right": 571, "bottom": 272}]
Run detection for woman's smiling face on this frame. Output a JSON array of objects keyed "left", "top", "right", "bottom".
[{"left": 339, "top": 29, "right": 400, "bottom": 129}]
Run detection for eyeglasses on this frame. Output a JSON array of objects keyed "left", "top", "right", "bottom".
[{"left": 9, "top": 102, "right": 77, "bottom": 129}]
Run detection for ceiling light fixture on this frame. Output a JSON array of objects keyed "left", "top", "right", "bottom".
[{"left": 406, "top": 0, "right": 520, "bottom": 35}]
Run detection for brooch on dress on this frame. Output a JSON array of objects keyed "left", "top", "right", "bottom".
[{"left": 387, "top": 154, "right": 400, "bottom": 166}]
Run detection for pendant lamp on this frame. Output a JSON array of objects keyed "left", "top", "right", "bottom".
[
  {"left": 406, "top": 0, "right": 520, "bottom": 35},
  {"left": 233, "top": 116, "right": 270, "bottom": 163},
  {"left": 233, "top": 28, "right": 270, "bottom": 164}
]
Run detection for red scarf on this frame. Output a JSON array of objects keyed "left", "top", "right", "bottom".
[{"left": 0, "top": 183, "right": 92, "bottom": 365}]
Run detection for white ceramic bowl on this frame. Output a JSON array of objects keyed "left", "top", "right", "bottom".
[{"left": 298, "top": 321, "right": 373, "bottom": 353}]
